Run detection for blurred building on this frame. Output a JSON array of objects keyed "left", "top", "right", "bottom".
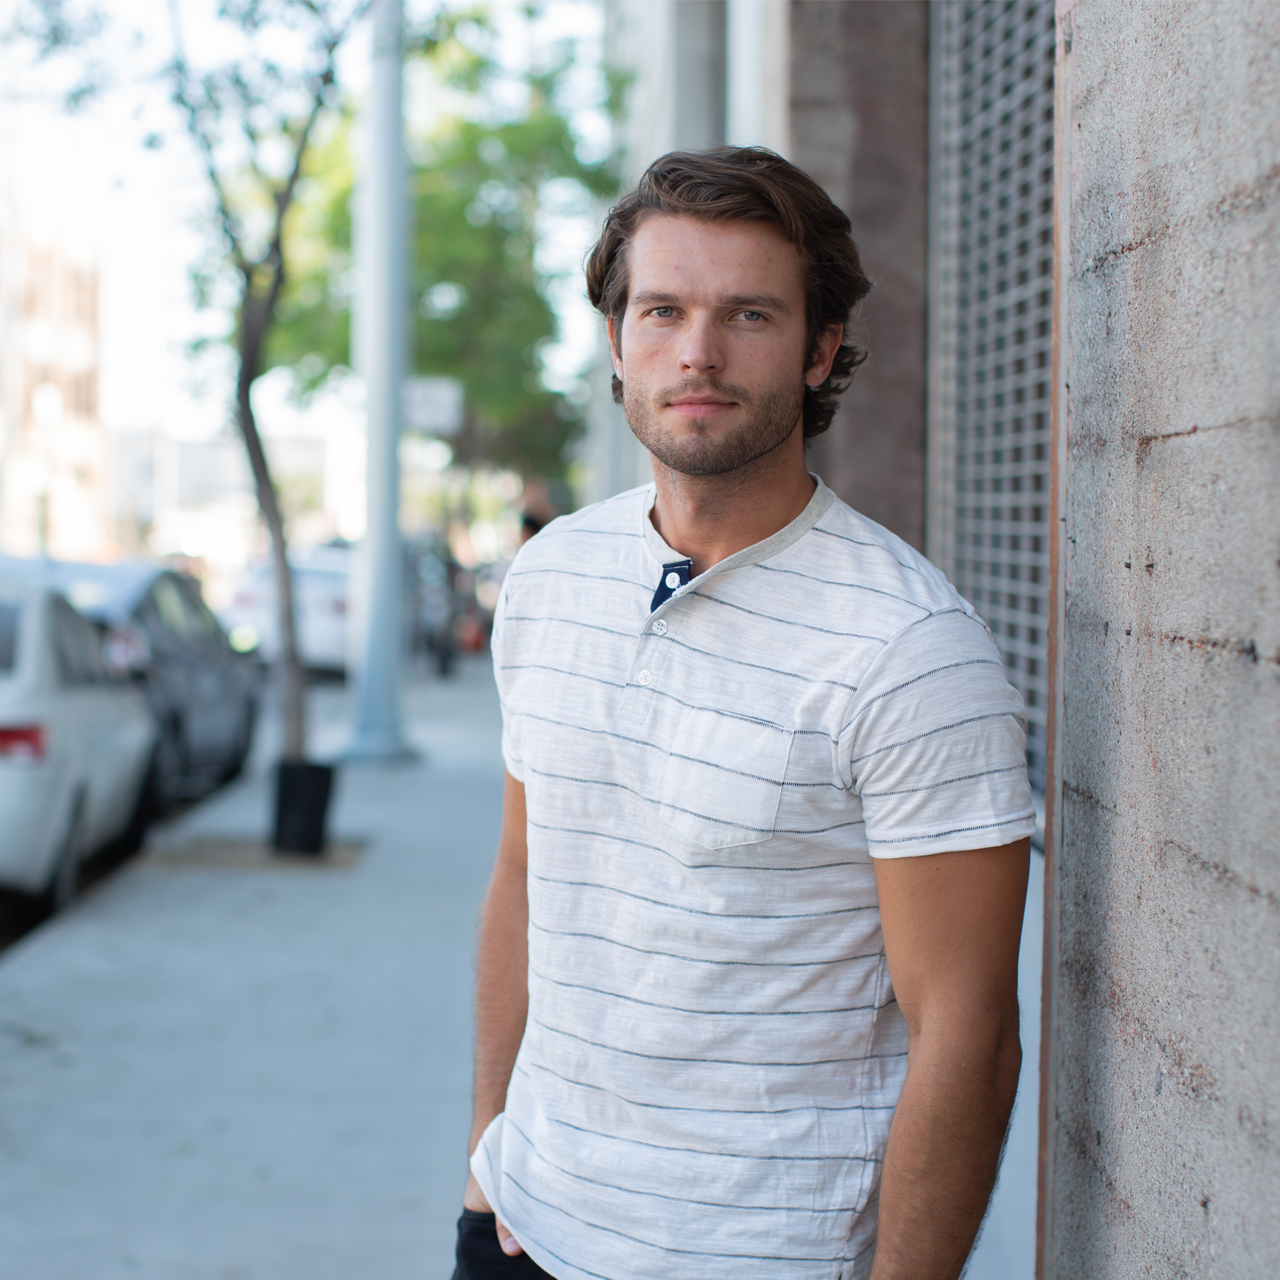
[
  {"left": 0, "top": 78, "right": 141, "bottom": 566},
  {"left": 0, "top": 230, "right": 113, "bottom": 561}
]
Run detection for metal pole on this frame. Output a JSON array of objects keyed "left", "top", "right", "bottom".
[{"left": 346, "top": 0, "right": 412, "bottom": 760}]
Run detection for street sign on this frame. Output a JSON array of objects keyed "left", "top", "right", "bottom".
[{"left": 403, "top": 376, "right": 463, "bottom": 437}]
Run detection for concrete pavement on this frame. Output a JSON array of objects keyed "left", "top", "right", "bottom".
[{"left": 0, "top": 657, "right": 504, "bottom": 1279}]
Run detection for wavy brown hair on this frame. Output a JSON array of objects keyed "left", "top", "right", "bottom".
[{"left": 585, "top": 147, "right": 872, "bottom": 439}]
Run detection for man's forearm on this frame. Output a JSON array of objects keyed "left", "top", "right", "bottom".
[
  {"left": 469, "top": 852, "right": 530, "bottom": 1154},
  {"left": 868, "top": 1023, "right": 1021, "bottom": 1280}
]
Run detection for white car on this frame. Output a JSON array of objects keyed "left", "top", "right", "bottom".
[
  {"left": 0, "top": 581, "right": 158, "bottom": 910},
  {"left": 221, "top": 545, "right": 351, "bottom": 673}
]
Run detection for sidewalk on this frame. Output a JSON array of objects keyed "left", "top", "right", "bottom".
[{"left": 0, "top": 657, "right": 504, "bottom": 1280}]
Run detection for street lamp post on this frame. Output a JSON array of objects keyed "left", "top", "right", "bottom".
[{"left": 346, "top": 0, "right": 413, "bottom": 761}]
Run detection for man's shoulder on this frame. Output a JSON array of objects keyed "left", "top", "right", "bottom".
[{"left": 797, "top": 492, "right": 973, "bottom": 624}]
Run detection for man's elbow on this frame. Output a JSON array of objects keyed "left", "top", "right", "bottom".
[
  {"left": 910, "top": 999, "right": 1023, "bottom": 1106},
  {"left": 993, "top": 1015, "right": 1022, "bottom": 1112}
]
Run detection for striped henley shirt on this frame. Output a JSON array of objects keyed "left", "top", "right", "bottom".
[{"left": 473, "top": 476, "right": 1035, "bottom": 1280}]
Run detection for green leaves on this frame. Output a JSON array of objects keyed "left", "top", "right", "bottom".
[
  {"left": 407, "top": 109, "right": 604, "bottom": 478},
  {"left": 266, "top": 118, "right": 354, "bottom": 394},
  {"left": 267, "top": 19, "right": 618, "bottom": 479}
]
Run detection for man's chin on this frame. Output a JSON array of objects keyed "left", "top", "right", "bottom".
[
  {"left": 625, "top": 384, "right": 805, "bottom": 478},
  {"left": 644, "top": 442, "right": 767, "bottom": 477},
  {"left": 637, "top": 424, "right": 799, "bottom": 477}
]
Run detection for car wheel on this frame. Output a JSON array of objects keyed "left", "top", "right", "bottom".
[
  {"left": 220, "top": 700, "right": 257, "bottom": 783},
  {"left": 37, "top": 792, "right": 86, "bottom": 917},
  {"left": 112, "top": 753, "right": 159, "bottom": 857}
]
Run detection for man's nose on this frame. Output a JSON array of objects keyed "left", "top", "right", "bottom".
[{"left": 678, "top": 315, "right": 724, "bottom": 374}]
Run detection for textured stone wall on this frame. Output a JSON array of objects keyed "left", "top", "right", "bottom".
[
  {"left": 789, "top": 0, "right": 928, "bottom": 549},
  {"left": 1047, "top": 2, "right": 1280, "bottom": 1273}
]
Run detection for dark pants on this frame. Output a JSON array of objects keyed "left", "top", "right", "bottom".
[{"left": 451, "top": 1209, "right": 554, "bottom": 1279}]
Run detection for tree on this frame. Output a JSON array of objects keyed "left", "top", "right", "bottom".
[
  {"left": 409, "top": 93, "right": 613, "bottom": 477},
  {"left": 165, "top": 0, "right": 367, "bottom": 763},
  {"left": 10, "top": 0, "right": 368, "bottom": 767},
  {"left": 266, "top": 19, "right": 617, "bottom": 481}
]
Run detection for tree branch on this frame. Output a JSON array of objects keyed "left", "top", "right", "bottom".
[
  {"left": 163, "top": 0, "right": 373, "bottom": 766},
  {"left": 166, "top": 0, "right": 249, "bottom": 274}
]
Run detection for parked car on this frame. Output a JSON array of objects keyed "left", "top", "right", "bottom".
[
  {"left": 0, "top": 558, "right": 259, "bottom": 808},
  {"left": 0, "top": 580, "right": 157, "bottom": 910},
  {"left": 223, "top": 540, "right": 462, "bottom": 675},
  {"left": 221, "top": 544, "right": 351, "bottom": 674}
]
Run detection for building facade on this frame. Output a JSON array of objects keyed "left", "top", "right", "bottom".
[
  {"left": 927, "top": 2, "right": 1056, "bottom": 792},
  {"left": 0, "top": 235, "right": 113, "bottom": 562},
  {"left": 0, "top": 72, "right": 120, "bottom": 564}
]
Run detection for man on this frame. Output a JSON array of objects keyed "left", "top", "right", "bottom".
[{"left": 454, "top": 147, "right": 1034, "bottom": 1280}]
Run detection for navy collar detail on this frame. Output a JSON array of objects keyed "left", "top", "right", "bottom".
[{"left": 650, "top": 560, "right": 693, "bottom": 613}]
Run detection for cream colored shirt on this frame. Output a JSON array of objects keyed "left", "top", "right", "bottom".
[{"left": 475, "top": 479, "right": 1035, "bottom": 1280}]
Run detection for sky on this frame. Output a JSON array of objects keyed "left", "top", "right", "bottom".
[{"left": 0, "top": 0, "right": 610, "bottom": 444}]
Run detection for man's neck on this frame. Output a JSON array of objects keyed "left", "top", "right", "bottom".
[{"left": 647, "top": 429, "right": 816, "bottom": 577}]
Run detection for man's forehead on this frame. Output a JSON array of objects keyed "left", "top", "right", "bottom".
[{"left": 626, "top": 214, "right": 803, "bottom": 297}]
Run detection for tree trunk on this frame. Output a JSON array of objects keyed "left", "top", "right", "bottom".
[{"left": 237, "top": 288, "right": 307, "bottom": 762}]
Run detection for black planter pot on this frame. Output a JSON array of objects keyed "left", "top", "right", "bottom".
[{"left": 274, "top": 761, "right": 335, "bottom": 855}]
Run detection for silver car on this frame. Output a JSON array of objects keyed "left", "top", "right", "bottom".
[{"left": 0, "top": 582, "right": 157, "bottom": 910}]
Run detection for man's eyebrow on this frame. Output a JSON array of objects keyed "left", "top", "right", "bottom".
[
  {"left": 629, "top": 290, "right": 793, "bottom": 312},
  {"left": 630, "top": 290, "right": 680, "bottom": 307},
  {"left": 719, "top": 293, "right": 792, "bottom": 313}
]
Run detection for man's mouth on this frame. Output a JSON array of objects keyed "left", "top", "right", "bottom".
[{"left": 666, "top": 394, "right": 738, "bottom": 418}]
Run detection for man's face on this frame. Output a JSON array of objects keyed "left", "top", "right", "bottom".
[{"left": 609, "top": 215, "right": 829, "bottom": 477}]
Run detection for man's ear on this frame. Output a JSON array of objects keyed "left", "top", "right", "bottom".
[
  {"left": 607, "top": 315, "right": 624, "bottom": 380},
  {"left": 806, "top": 324, "right": 844, "bottom": 387}
]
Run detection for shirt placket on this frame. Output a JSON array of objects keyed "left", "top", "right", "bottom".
[{"left": 613, "top": 586, "right": 690, "bottom": 726}]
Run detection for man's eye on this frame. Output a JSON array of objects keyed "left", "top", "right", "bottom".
[
  {"left": 650, "top": 307, "right": 675, "bottom": 318},
  {"left": 738, "top": 311, "right": 765, "bottom": 322}
]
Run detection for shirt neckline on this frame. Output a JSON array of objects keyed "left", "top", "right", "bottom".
[{"left": 641, "top": 475, "right": 835, "bottom": 587}]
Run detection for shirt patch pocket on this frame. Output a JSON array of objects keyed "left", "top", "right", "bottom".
[{"left": 660, "top": 709, "right": 793, "bottom": 849}]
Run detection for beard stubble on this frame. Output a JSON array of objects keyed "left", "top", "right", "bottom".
[{"left": 622, "top": 375, "right": 807, "bottom": 477}]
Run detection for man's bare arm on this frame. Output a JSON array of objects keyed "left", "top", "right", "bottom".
[
  {"left": 462, "top": 770, "right": 529, "bottom": 1256},
  {"left": 868, "top": 839, "right": 1030, "bottom": 1280}
]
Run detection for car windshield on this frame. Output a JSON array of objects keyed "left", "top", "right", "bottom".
[
  {"left": 0, "top": 602, "right": 18, "bottom": 673},
  {"left": 53, "top": 596, "right": 107, "bottom": 684},
  {"left": 151, "top": 575, "right": 221, "bottom": 641}
]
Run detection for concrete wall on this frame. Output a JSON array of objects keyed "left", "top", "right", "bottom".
[
  {"left": 1044, "top": 2, "right": 1280, "bottom": 1273},
  {"left": 789, "top": 1, "right": 928, "bottom": 549}
]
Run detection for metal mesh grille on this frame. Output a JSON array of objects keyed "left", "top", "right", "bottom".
[{"left": 930, "top": 1, "right": 1055, "bottom": 791}]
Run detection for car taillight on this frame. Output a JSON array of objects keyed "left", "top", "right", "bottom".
[{"left": 0, "top": 725, "right": 44, "bottom": 759}]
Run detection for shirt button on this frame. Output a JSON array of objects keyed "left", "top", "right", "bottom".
[
  {"left": 651, "top": 620, "right": 668, "bottom": 636},
  {"left": 665, "top": 572, "right": 680, "bottom": 589},
  {"left": 637, "top": 669, "right": 652, "bottom": 686}
]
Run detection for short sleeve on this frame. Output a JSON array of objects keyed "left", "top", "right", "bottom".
[
  {"left": 838, "top": 608, "right": 1036, "bottom": 858},
  {"left": 489, "top": 572, "right": 525, "bottom": 782}
]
